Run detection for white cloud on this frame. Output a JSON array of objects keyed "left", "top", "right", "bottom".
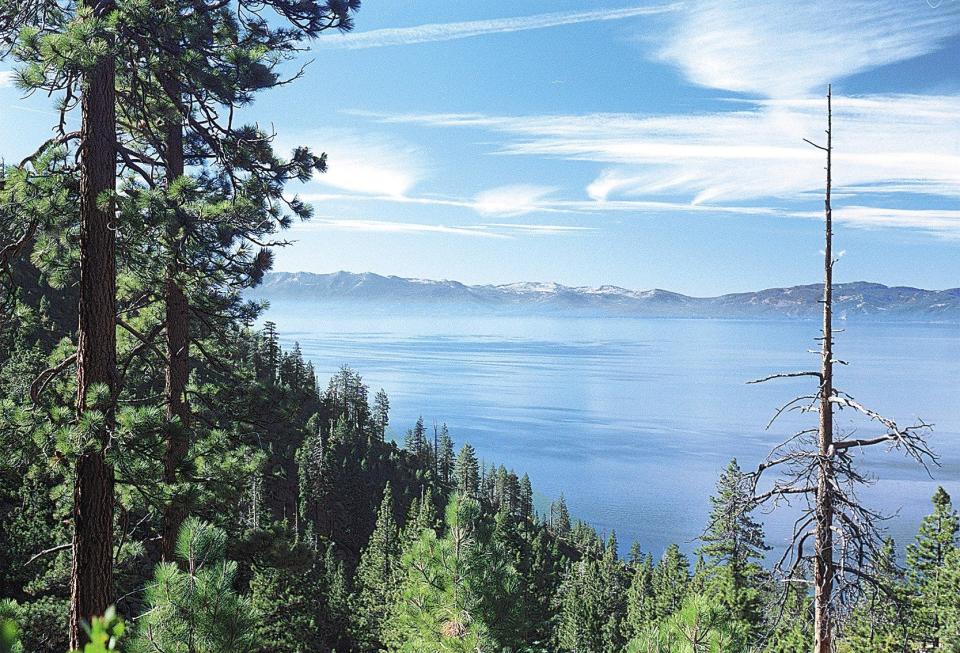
[
  {"left": 303, "top": 184, "right": 568, "bottom": 217},
  {"left": 0, "top": 71, "right": 13, "bottom": 88},
  {"left": 298, "top": 217, "right": 508, "bottom": 239},
  {"left": 482, "top": 223, "right": 594, "bottom": 234},
  {"left": 300, "top": 191, "right": 471, "bottom": 210},
  {"left": 314, "top": 5, "right": 678, "bottom": 50},
  {"left": 363, "top": 94, "right": 960, "bottom": 209},
  {"left": 656, "top": 0, "right": 960, "bottom": 97},
  {"left": 798, "top": 206, "right": 960, "bottom": 238},
  {"left": 300, "top": 188, "right": 787, "bottom": 220},
  {"left": 295, "top": 216, "right": 589, "bottom": 239},
  {"left": 300, "top": 131, "right": 425, "bottom": 197},
  {"left": 473, "top": 185, "right": 558, "bottom": 216}
]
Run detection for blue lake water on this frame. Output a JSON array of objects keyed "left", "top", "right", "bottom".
[{"left": 267, "top": 303, "right": 960, "bottom": 560}]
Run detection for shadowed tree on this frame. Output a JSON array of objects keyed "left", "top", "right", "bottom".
[
  {"left": 1, "top": 0, "right": 359, "bottom": 642},
  {"left": 113, "top": 0, "right": 359, "bottom": 559},
  {"left": 1, "top": 0, "right": 120, "bottom": 643}
]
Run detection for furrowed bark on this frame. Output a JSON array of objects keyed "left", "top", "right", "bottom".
[
  {"left": 161, "top": 107, "right": 191, "bottom": 562},
  {"left": 70, "top": 9, "right": 117, "bottom": 647},
  {"left": 813, "top": 84, "right": 834, "bottom": 653}
]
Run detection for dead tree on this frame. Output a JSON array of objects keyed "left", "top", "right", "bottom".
[{"left": 747, "top": 85, "right": 935, "bottom": 653}]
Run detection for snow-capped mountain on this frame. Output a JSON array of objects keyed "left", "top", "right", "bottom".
[{"left": 250, "top": 272, "right": 960, "bottom": 321}]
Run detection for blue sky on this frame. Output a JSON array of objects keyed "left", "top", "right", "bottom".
[{"left": 2, "top": 0, "right": 959, "bottom": 294}]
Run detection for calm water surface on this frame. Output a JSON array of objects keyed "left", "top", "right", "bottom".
[{"left": 268, "top": 303, "right": 960, "bottom": 559}]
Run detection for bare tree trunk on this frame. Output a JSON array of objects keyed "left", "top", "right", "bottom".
[
  {"left": 752, "top": 86, "right": 934, "bottom": 653},
  {"left": 161, "top": 113, "right": 191, "bottom": 562},
  {"left": 814, "top": 84, "right": 834, "bottom": 653},
  {"left": 70, "top": 13, "right": 117, "bottom": 647}
]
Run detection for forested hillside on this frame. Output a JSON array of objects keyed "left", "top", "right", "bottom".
[
  {"left": 3, "top": 297, "right": 960, "bottom": 651},
  {"left": 0, "top": 0, "right": 957, "bottom": 651}
]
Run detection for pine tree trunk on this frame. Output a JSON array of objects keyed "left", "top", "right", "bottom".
[
  {"left": 70, "top": 17, "right": 117, "bottom": 647},
  {"left": 161, "top": 115, "right": 191, "bottom": 562},
  {"left": 813, "top": 85, "right": 834, "bottom": 653}
]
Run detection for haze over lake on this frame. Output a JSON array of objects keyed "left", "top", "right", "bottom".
[{"left": 267, "top": 302, "right": 960, "bottom": 558}]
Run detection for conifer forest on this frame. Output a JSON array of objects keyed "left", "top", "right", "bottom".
[{"left": 0, "top": 1, "right": 958, "bottom": 652}]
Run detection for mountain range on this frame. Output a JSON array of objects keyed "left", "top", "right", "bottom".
[{"left": 251, "top": 271, "right": 960, "bottom": 321}]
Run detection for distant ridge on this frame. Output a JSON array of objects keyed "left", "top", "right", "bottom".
[{"left": 250, "top": 271, "right": 960, "bottom": 321}]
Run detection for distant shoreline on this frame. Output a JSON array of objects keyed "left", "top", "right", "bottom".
[{"left": 250, "top": 271, "right": 960, "bottom": 323}]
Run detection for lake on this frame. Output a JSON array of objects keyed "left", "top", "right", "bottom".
[{"left": 267, "top": 302, "right": 960, "bottom": 560}]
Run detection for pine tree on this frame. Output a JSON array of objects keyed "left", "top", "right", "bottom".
[
  {"left": 937, "top": 547, "right": 960, "bottom": 651},
  {"left": 556, "top": 558, "right": 608, "bottom": 652},
  {"left": 600, "top": 531, "right": 628, "bottom": 652},
  {"left": 132, "top": 518, "right": 257, "bottom": 653},
  {"left": 250, "top": 557, "right": 340, "bottom": 653},
  {"left": 403, "top": 488, "right": 438, "bottom": 544},
  {"left": 404, "top": 416, "right": 428, "bottom": 459},
  {"left": 436, "top": 424, "right": 455, "bottom": 486},
  {"left": 627, "top": 594, "right": 737, "bottom": 653},
  {"left": 836, "top": 537, "right": 909, "bottom": 653},
  {"left": 698, "top": 458, "right": 768, "bottom": 637},
  {"left": 653, "top": 544, "right": 690, "bottom": 619},
  {"left": 5, "top": 2, "right": 121, "bottom": 640},
  {"left": 764, "top": 583, "right": 813, "bottom": 653},
  {"left": 454, "top": 443, "right": 479, "bottom": 497},
  {"left": 623, "top": 553, "right": 656, "bottom": 640},
  {"left": 262, "top": 321, "right": 280, "bottom": 383},
  {"left": 385, "top": 496, "right": 516, "bottom": 653},
  {"left": 551, "top": 494, "right": 572, "bottom": 537},
  {"left": 353, "top": 483, "right": 401, "bottom": 650},
  {"left": 906, "top": 486, "right": 959, "bottom": 647},
  {"left": 700, "top": 459, "right": 768, "bottom": 569},
  {"left": 518, "top": 473, "right": 534, "bottom": 521},
  {"left": 372, "top": 389, "right": 390, "bottom": 441},
  {"left": 556, "top": 531, "right": 628, "bottom": 652}
]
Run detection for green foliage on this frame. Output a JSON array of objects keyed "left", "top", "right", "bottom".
[
  {"left": 0, "top": 600, "right": 20, "bottom": 653},
  {"left": 695, "top": 459, "right": 769, "bottom": 645},
  {"left": 906, "top": 486, "right": 959, "bottom": 647},
  {"left": 836, "top": 537, "right": 910, "bottom": 653},
  {"left": 623, "top": 554, "right": 657, "bottom": 640},
  {"left": 761, "top": 584, "right": 812, "bottom": 653},
  {"left": 626, "top": 594, "right": 738, "bottom": 653},
  {"left": 249, "top": 549, "right": 349, "bottom": 653},
  {"left": 556, "top": 540, "right": 628, "bottom": 653},
  {"left": 652, "top": 544, "right": 690, "bottom": 620},
  {"left": 550, "top": 494, "right": 572, "bottom": 537},
  {"left": 352, "top": 483, "right": 402, "bottom": 650},
  {"left": 131, "top": 519, "right": 256, "bottom": 653},
  {"left": 454, "top": 443, "right": 479, "bottom": 498},
  {"left": 70, "top": 607, "right": 124, "bottom": 653},
  {"left": 385, "top": 495, "right": 519, "bottom": 653}
]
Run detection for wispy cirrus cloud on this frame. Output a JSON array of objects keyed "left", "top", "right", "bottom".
[
  {"left": 349, "top": 94, "right": 960, "bottom": 236},
  {"left": 313, "top": 5, "right": 679, "bottom": 50},
  {"left": 298, "top": 218, "right": 508, "bottom": 239},
  {"left": 803, "top": 207, "right": 960, "bottom": 239},
  {"left": 0, "top": 71, "right": 14, "bottom": 88},
  {"left": 358, "top": 93, "right": 960, "bottom": 201},
  {"left": 482, "top": 223, "right": 594, "bottom": 235},
  {"left": 302, "top": 184, "right": 569, "bottom": 218},
  {"left": 655, "top": 0, "right": 960, "bottom": 96},
  {"left": 294, "top": 217, "right": 589, "bottom": 239},
  {"left": 300, "top": 187, "right": 787, "bottom": 221}
]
